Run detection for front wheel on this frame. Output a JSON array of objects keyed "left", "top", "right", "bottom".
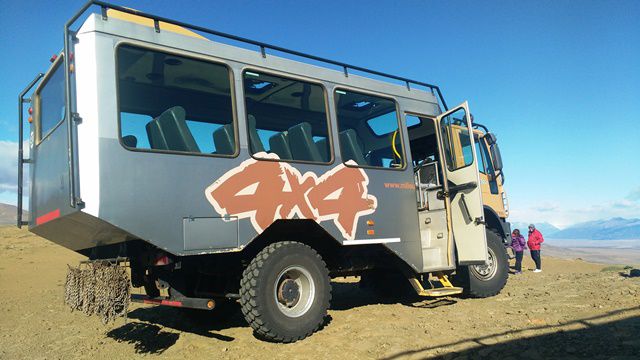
[
  {"left": 454, "top": 229, "right": 509, "bottom": 298},
  {"left": 240, "top": 241, "right": 331, "bottom": 343}
]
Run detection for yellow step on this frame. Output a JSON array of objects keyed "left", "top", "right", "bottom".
[
  {"left": 408, "top": 274, "right": 464, "bottom": 297},
  {"left": 420, "top": 287, "right": 464, "bottom": 297}
]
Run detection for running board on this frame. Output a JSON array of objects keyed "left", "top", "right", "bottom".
[{"left": 408, "top": 273, "right": 464, "bottom": 297}]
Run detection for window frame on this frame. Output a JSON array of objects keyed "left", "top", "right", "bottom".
[
  {"left": 241, "top": 67, "right": 335, "bottom": 165},
  {"left": 33, "top": 54, "right": 66, "bottom": 145},
  {"left": 333, "top": 86, "right": 407, "bottom": 171},
  {"left": 114, "top": 41, "right": 240, "bottom": 158}
]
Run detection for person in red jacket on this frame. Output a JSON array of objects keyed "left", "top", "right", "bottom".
[{"left": 527, "top": 224, "right": 544, "bottom": 272}]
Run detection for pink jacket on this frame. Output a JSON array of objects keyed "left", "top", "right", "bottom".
[{"left": 527, "top": 229, "right": 544, "bottom": 250}]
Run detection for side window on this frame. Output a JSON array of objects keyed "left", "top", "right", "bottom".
[
  {"left": 243, "top": 71, "right": 331, "bottom": 163},
  {"left": 474, "top": 137, "right": 487, "bottom": 174},
  {"left": 37, "top": 60, "right": 66, "bottom": 141},
  {"left": 440, "top": 108, "right": 474, "bottom": 171},
  {"left": 117, "top": 45, "right": 236, "bottom": 155},
  {"left": 335, "top": 89, "right": 403, "bottom": 169},
  {"left": 458, "top": 129, "right": 474, "bottom": 167}
]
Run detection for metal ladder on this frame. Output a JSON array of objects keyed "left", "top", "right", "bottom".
[{"left": 16, "top": 73, "right": 44, "bottom": 228}]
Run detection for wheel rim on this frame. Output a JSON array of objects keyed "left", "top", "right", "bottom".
[
  {"left": 470, "top": 247, "right": 498, "bottom": 281},
  {"left": 273, "top": 266, "right": 315, "bottom": 318}
]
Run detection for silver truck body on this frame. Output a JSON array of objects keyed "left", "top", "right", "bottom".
[{"left": 22, "top": 4, "right": 488, "bottom": 275}]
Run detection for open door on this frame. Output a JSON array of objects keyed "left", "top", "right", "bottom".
[{"left": 437, "top": 102, "right": 487, "bottom": 264}]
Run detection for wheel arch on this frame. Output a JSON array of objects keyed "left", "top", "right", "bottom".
[
  {"left": 242, "top": 219, "right": 342, "bottom": 269},
  {"left": 483, "top": 205, "right": 509, "bottom": 243}
]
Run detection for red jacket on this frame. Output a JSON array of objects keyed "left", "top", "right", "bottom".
[{"left": 527, "top": 229, "right": 544, "bottom": 250}]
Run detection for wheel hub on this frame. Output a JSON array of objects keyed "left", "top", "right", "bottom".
[
  {"left": 273, "top": 266, "right": 316, "bottom": 318},
  {"left": 277, "top": 278, "right": 300, "bottom": 307},
  {"left": 470, "top": 247, "right": 498, "bottom": 280}
]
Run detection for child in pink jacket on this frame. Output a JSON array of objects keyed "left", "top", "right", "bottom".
[{"left": 511, "top": 229, "right": 526, "bottom": 274}]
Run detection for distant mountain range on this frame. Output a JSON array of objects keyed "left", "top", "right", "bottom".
[
  {"left": 548, "top": 218, "right": 640, "bottom": 240},
  {"left": 510, "top": 222, "right": 560, "bottom": 236},
  {"left": 0, "top": 203, "right": 28, "bottom": 226}
]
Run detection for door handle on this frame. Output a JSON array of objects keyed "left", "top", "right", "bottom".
[
  {"left": 460, "top": 194, "right": 473, "bottom": 223},
  {"left": 448, "top": 181, "right": 477, "bottom": 193},
  {"left": 438, "top": 181, "right": 477, "bottom": 199}
]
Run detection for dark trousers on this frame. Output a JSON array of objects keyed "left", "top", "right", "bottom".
[
  {"left": 515, "top": 251, "right": 523, "bottom": 272},
  {"left": 531, "top": 250, "right": 542, "bottom": 269}
]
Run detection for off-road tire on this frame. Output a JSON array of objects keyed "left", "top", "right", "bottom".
[
  {"left": 239, "top": 241, "right": 331, "bottom": 343},
  {"left": 454, "top": 229, "right": 509, "bottom": 298}
]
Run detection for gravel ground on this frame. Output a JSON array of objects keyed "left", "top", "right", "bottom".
[{"left": 1, "top": 226, "right": 639, "bottom": 359}]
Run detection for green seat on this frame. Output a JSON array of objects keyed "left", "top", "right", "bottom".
[
  {"left": 212, "top": 123, "right": 235, "bottom": 155},
  {"left": 314, "top": 138, "right": 330, "bottom": 162},
  {"left": 288, "top": 122, "right": 322, "bottom": 162},
  {"left": 146, "top": 106, "right": 200, "bottom": 153},
  {"left": 339, "top": 129, "right": 367, "bottom": 165},
  {"left": 247, "top": 115, "right": 265, "bottom": 153},
  {"left": 269, "top": 132, "right": 293, "bottom": 160},
  {"left": 122, "top": 135, "right": 138, "bottom": 148}
]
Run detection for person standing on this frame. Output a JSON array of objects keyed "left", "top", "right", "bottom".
[
  {"left": 528, "top": 224, "right": 544, "bottom": 272},
  {"left": 511, "top": 229, "right": 526, "bottom": 274}
]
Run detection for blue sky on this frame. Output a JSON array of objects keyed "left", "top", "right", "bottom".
[{"left": 0, "top": 0, "right": 638, "bottom": 227}]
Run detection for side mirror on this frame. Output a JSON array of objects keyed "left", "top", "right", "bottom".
[
  {"left": 485, "top": 132, "right": 497, "bottom": 146},
  {"left": 490, "top": 143, "right": 503, "bottom": 171}
]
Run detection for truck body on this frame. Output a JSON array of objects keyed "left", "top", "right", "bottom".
[{"left": 17, "top": 2, "right": 510, "bottom": 342}]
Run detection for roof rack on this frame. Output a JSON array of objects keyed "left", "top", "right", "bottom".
[
  {"left": 61, "top": 1, "right": 449, "bottom": 208},
  {"left": 66, "top": 1, "right": 448, "bottom": 109}
]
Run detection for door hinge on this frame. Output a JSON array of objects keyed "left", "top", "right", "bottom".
[
  {"left": 75, "top": 198, "right": 85, "bottom": 208},
  {"left": 72, "top": 112, "right": 82, "bottom": 124},
  {"left": 474, "top": 217, "right": 485, "bottom": 225}
]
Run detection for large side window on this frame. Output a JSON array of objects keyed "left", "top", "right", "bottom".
[
  {"left": 243, "top": 71, "right": 331, "bottom": 163},
  {"left": 37, "top": 60, "right": 66, "bottom": 141},
  {"left": 117, "top": 45, "right": 236, "bottom": 156},
  {"left": 335, "top": 89, "right": 403, "bottom": 169}
]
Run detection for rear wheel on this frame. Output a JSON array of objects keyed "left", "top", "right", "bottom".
[
  {"left": 454, "top": 229, "right": 509, "bottom": 298},
  {"left": 240, "top": 241, "right": 331, "bottom": 343}
]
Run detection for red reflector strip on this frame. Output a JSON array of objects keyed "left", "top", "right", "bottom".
[
  {"left": 143, "top": 299, "right": 183, "bottom": 307},
  {"left": 36, "top": 209, "right": 60, "bottom": 225}
]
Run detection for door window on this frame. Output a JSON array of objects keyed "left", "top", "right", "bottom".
[
  {"left": 440, "top": 108, "right": 474, "bottom": 171},
  {"left": 37, "top": 60, "right": 66, "bottom": 141}
]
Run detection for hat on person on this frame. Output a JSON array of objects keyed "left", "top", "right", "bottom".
[{"left": 528, "top": 224, "right": 535, "bottom": 229}]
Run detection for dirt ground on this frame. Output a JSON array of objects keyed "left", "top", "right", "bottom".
[{"left": 1, "top": 226, "right": 639, "bottom": 359}]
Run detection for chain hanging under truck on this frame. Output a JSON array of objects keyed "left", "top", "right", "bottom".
[{"left": 64, "top": 258, "right": 130, "bottom": 324}]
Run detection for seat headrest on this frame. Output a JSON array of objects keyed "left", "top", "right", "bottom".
[
  {"left": 314, "top": 138, "right": 330, "bottom": 162},
  {"left": 212, "top": 123, "right": 235, "bottom": 155},
  {"left": 122, "top": 135, "right": 138, "bottom": 148},
  {"left": 269, "top": 132, "right": 293, "bottom": 160},
  {"left": 247, "top": 114, "right": 265, "bottom": 153},
  {"left": 288, "top": 122, "right": 323, "bottom": 162},
  {"left": 146, "top": 106, "right": 200, "bottom": 153},
  {"left": 339, "top": 129, "right": 367, "bottom": 165}
]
